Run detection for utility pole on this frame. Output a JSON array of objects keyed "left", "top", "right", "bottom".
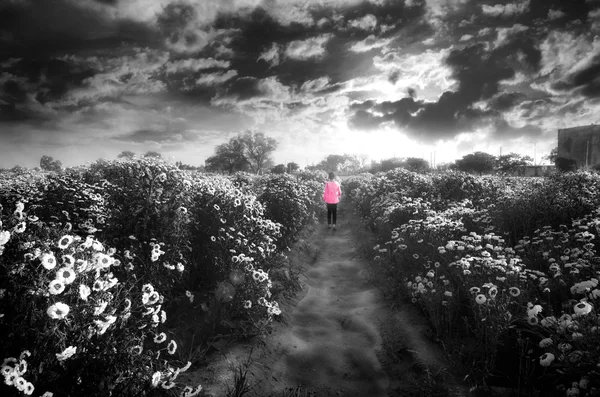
[
  {"left": 499, "top": 147, "right": 502, "bottom": 156},
  {"left": 586, "top": 140, "right": 590, "bottom": 169},
  {"left": 530, "top": 141, "right": 537, "bottom": 166}
]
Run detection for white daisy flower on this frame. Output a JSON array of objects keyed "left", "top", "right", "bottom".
[
  {"left": 79, "top": 285, "right": 91, "bottom": 301},
  {"left": 0, "top": 231, "right": 10, "bottom": 245},
  {"left": 41, "top": 253, "right": 57, "bottom": 270},
  {"left": 146, "top": 291, "right": 160, "bottom": 305},
  {"left": 56, "top": 267, "right": 76, "bottom": 284},
  {"left": 539, "top": 352, "right": 555, "bottom": 367},
  {"left": 57, "top": 235, "right": 74, "bottom": 249},
  {"left": 92, "top": 280, "right": 104, "bottom": 291},
  {"left": 14, "top": 222, "right": 26, "bottom": 234},
  {"left": 141, "top": 284, "right": 154, "bottom": 295},
  {"left": 151, "top": 371, "right": 161, "bottom": 388},
  {"left": 167, "top": 340, "right": 177, "bottom": 354},
  {"left": 56, "top": 346, "right": 77, "bottom": 361},
  {"left": 23, "top": 381, "right": 34, "bottom": 395},
  {"left": 48, "top": 279, "right": 66, "bottom": 295},
  {"left": 93, "top": 253, "right": 113, "bottom": 269},
  {"left": 154, "top": 332, "right": 167, "bottom": 343},
  {"left": 47, "top": 302, "right": 70, "bottom": 319}
]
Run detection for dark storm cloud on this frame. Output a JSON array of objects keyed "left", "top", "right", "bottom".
[
  {"left": 333, "top": 0, "right": 427, "bottom": 37},
  {"left": 445, "top": 43, "right": 514, "bottom": 104},
  {"left": 491, "top": 118, "right": 543, "bottom": 139},
  {"left": 550, "top": 53, "right": 600, "bottom": 98},
  {"left": 407, "top": 93, "right": 495, "bottom": 140},
  {"left": 114, "top": 128, "right": 200, "bottom": 144},
  {"left": 0, "top": 102, "right": 29, "bottom": 122},
  {"left": 201, "top": 0, "right": 428, "bottom": 94},
  {"left": 488, "top": 92, "right": 528, "bottom": 111},
  {"left": 348, "top": 28, "right": 544, "bottom": 142},
  {"left": 0, "top": 0, "right": 432, "bottom": 120},
  {"left": 349, "top": 109, "right": 384, "bottom": 130},
  {"left": 216, "top": 76, "right": 262, "bottom": 101},
  {"left": 0, "top": 0, "right": 163, "bottom": 123},
  {"left": 3, "top": 58, "right": 96, "bottom": 104},
  {"left": 0, "top": 0, "right": 160, "bottom": 59},
  {"left": 527, "top": 0, "right": 591, "bottom": 26}
]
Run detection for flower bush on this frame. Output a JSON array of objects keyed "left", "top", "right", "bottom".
[
  {"left": 346, "top": 169, "right": 600, "bottom": 396},
  {"left": 252, "top": 173, "right": 322, "bottom": 249},
  {"left": 0, "top": 159, "right": 321, "bottom": 396},
  {"left": 0, "top": 201, "right": 197, "bottom": 397}
]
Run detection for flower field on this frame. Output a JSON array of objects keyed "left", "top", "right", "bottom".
[
  {"left": 0, "top": 159, "right": 324, "bottom": 397},
  {"left": 344, "top": 169, "right": 600, "bottom": 396}
]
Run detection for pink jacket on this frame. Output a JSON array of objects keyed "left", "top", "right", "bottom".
[{"left": 323, "top": 181, "right": 342, "bottom": 204}]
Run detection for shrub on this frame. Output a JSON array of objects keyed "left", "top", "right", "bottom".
[
  {"left": 345, "top": 169, "right": 600, "bottom": 394},
  {"left": 0, "top": 159, "right": 321, "bottom": 396}
]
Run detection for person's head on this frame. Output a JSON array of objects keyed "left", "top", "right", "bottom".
[{"left": 328, "top": 172, "right": 335, "bottom": 180}]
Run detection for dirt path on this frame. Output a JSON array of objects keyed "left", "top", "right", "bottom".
[
  {"left": 260, "top": 220, "right": 390, "bottom": 396},
  {"left": 192, "top": 203, "right": 466, "bottom": 397}
]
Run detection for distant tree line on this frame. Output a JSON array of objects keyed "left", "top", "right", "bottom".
[{"left": 3, "top": 142, "right": 577, "bottom": 177}]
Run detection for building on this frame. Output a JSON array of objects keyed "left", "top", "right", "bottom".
[
  {"left": 558, "top": 124, "right": 600, "bottom": 168},
  {"left": 521, "top": 165, "right": 554, "bottom": 177}
]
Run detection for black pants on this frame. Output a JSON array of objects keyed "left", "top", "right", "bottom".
[{"left": 326, "top": 203, "right": 337, "bottom": 225}]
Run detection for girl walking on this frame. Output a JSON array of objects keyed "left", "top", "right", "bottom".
[{"left": 323, "top": 172, "right": 342, "bottom": 230}]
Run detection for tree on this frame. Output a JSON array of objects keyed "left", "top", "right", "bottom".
[
  {"left": 373, "top": 157, "right": 404, "bottom": 173},
  {"left": 118, "top": 150, "right": 136, "bottom": 160},
  {"left": 435, "top": 162, "right": 455, "bottom": 171},
  {"left": 10, "top": 165, "right": 27, "bottom": 173},
  {"left": 206, "top": 131, "right": 278, "bottom": 175},
  {"left": 356, "top": 153, "right": 369, "bottom": 169},
  {"left": 271, "top": 164, "right": 287, "bottom": 174},
  {"left": 175, "top": 161, "right": 203, "bottom": 171},
  {"left": 143, "top": 151, "right": 162, "bottom": 159},
  {"left": 543, "top": 147, "right": 558, "bottom": 164},
  {"left": 495, "top": 153, "right": 532, "bottom": 174},
  {"left": 455, "top": 152, "right": 497, "bottom": 175},
  {"left": 402, "top": 157, "right": 430, "bottom": 173},
  {"left": 40, "top": 155, "right": 63, "bottom": 172},
  {"left": 555, "top": 157, "right": 578, "bottom": 172},
  {"left": 238, "top": 131, "right": 278, "bottom": 174},
  {"left": 370, "top": 157, "right": 429, "bottom": 173},
  {"left": 287, "top": 162, "right": 299, "bottom": 173},
  {"left": 205, "top": 140, "right": 248, "bottom": 174},
  {"left": 310, "top": 154, "right": 362, "bottom": 174}
]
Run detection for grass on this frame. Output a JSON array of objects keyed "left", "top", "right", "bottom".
[{"left": 225, "top": 348, "right": 259, "bottom": 397}]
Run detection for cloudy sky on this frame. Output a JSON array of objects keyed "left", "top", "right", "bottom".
[{"left": 1, "top": 0, "right": 598, "bottom": 169}]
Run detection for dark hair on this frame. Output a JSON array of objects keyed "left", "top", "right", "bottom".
[{"left": 328, "top": 172, "right": 335, "bottom": 180}]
